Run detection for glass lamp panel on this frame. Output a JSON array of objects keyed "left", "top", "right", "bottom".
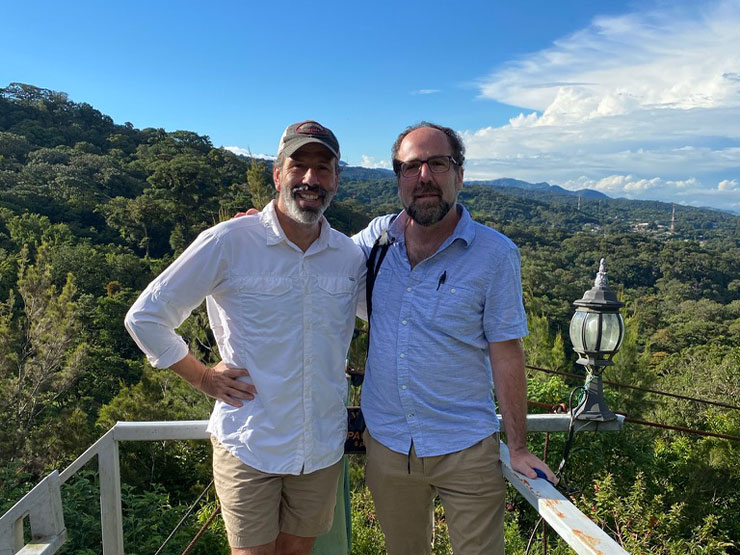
[
  {"left": 569, "top": 310, "right": 587, "bottom": 352},
  {"left": 617, "top": 314, "right": 625, "bottom": 350},
  {"left": 583, "top": 313, "right": 601, "bottom": 351},
  {"left": 600, "top": 313, "right": 624, "bottom": 352}
]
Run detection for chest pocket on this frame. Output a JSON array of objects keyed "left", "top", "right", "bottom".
[
  {"left": 230, "top": 275, "right": 296, "bottom": 332},
  {"left": 316, "top": 275, "right": 356, "bottom": 296},
  {"left": 432, "top": 283, "right": 484, "bottom": 339},
  {"left": 236, "top": 276, "right": 293, "bottom": 297},
  {"left": 315, "top": 275, "right": 358, "bottom": 330}
]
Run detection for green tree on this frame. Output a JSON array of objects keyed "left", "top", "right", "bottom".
[
  {"left": 101, "top": 194, "right": 173, "bottom": 258},
  {"left": 0, "top": 246, "right": 90, "bottom": 472},
  {"left": 246, "top": 157, "right": 274, "bottom": 210}
]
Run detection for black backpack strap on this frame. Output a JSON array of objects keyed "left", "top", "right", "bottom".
[
  {"left": 351, "top": 216, "right": 397, "bottom": 389},
  {"left": 365, "top": 215, "right": 397, "bottom": 320},
  {"left": 345, "top": 217, "right": 398, "bottom": 450}
]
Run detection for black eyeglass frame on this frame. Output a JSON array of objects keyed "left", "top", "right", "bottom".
[{"left": 392, "top": 155, "right": 461, "bottom": 177}]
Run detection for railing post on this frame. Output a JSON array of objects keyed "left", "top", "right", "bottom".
[
  {"left": 13, "top": 518, "right": 23, "bottom": 552},
  {"left": 98, "top": 430, "right": 124, "bottom": 555},
  {"left": 0, "top": 470, "right": 66, "bottom": 555},
  {"left": 0, "top": 509, "right": 24, "bottom": 555}
]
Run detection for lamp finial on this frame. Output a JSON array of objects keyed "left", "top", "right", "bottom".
[{"left": 594, "top": 258, "right": 608, "bottom": 288}]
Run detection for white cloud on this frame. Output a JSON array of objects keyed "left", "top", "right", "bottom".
[
  {"left": 557, "top": 174, "right": 740, "bottom": 212},
  {"left": 479, "top": 2, "right": 740, "bottom": 116},
  {"left": 665, "top": 178, "right": 699, "bottom": 189},
  {"left": 463, "top": 1, "right": 740, "bottom": 211},
  {"left": 718, "top": 178, "right": 740, "bottom": 191},
  {"left": 360, "top": 155, "right": 391, "bottom": 169},
  {"left": 508, "top": 112, "right": 539, "bottom": 128},
  {"left": 561, "top": 175, "right": 662, "bottom": 194},
  {"left": 223, "top": 146, "right": 275, "bottom": 160},
  {"left": 411, "top": 89, "right": 441, "bottom": 95}
]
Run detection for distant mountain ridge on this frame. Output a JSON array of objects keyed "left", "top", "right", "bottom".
[
  {"left": 339, "top": 166, "right": 395, "bottom": 180},
  {"left": 466, "top": 177, "right": 609, "bottom": 200},
  {"left": 342, "top": 168, "right": 739, "bottom": 216},
  {"left": 340, "top": 167, "right": 609, "bottom": 200}
]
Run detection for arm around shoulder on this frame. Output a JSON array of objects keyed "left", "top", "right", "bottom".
[{"left": 351, "top": 213, "right": 398, "bottom": 251}]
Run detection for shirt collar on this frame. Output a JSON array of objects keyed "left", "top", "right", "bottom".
[
  {"left": 388, "top": 204, "right": 476, "bottom": 248},
  {"left": 259, "top": 200, "right": 338, "bottom": 249},
  {"left": 453, "top": 204, "right": 476, "bottom": 246}
]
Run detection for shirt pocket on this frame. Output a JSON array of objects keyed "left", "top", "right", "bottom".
[
  {"left": 233, "top": 276, "right": 294, "bottom": 326},
  {"left": 236, "top": 275, "right": 293, "bottom": 298},
  {"left": 315, "top": 275, "right": 357, "bottom": 327},
  {"left": 432, "top": 283, "right": 484, "bottom": 338}
]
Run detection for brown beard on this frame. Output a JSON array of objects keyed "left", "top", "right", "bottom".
[{"left": 404, "top": 185, "right": 453, "bottom": 226}]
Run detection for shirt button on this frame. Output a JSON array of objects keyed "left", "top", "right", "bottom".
[
  {"left": 400, "top": 353, "right": 405, "bottom": 359},
  {"left": 451, "top": 288, "right": 456, "bottom": 294},
  {"left": 401, "top": 385, "right": 407, "bottom": 390},
  {"left": 406, "top": 287, "right": 412, "bottom": 292},
  {"left": 402, "top": 320, "right": 407, "bottom": 325}
]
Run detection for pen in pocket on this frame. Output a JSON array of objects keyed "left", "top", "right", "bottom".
[{"left": 436, "top": 271, "right": 447, "bottom": 291}]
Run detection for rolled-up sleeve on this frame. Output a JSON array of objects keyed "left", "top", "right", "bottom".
[
  {"left": 125, "top": 230, "right": 227, "bottom": 368},
  {"left": 483, "top": 243, "right": 529, "bottom": 342}
]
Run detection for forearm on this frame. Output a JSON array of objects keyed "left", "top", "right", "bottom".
[
  {"left": 490, "top": 339, "right": 528, "bottom": 452},
  {"left": 490, "top": 339, "right": 557, "bottom": 481},
  {"left": 170, "top": 353, "right": 212, "bottom": 391}
]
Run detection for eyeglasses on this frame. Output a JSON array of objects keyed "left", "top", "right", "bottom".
[{"left": 393, "top": 156, "right": 459, "bottom": 178}]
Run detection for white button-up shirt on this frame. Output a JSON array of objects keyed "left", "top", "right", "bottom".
[{"left": 125, "top": 201, "right": 365, "bottom": 474}]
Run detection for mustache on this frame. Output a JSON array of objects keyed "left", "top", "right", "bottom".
[
  {"left": 412, "top": 184, "right": 442, "bottom": 197},
  {"left": 291, "top": 185, "right": 327, "bottom": 198}
]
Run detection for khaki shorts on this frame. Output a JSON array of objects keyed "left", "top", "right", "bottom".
[
  {"left": 211, "top": 436, "right": 342, "bottom": 548},
  {"left": 364, "top": 430, "right": 506, "bottom": 555}
]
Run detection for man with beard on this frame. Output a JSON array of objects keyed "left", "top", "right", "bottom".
[
  {"left": 352, "top": 122, "right": 555, "bottom": 555},
  {"left": 125, "top": 121, "right": 364, "bottom": 555}
]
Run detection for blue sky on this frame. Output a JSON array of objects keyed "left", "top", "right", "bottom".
[{"left": 2, "top": 0, "right": 739, "bottom": 212}]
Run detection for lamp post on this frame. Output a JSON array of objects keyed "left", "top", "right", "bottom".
[{"left": 568, "top": 258, "right": 625, "bottom": 421}]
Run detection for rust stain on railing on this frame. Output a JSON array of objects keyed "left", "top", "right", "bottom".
[
  {"left": 542, "top": 498, "right": 565, "bottom": 518},
  {"left": 572, "top": 529, "right": 605, "bottom": 554}
]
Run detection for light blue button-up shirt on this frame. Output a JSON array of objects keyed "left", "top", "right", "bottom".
[{"left": 353, "top": 205, "right": 528, "bottom": 457}]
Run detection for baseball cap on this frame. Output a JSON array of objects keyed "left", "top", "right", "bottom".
[{"left": 277, "top": 120, "right": 340, "bottom": 160}]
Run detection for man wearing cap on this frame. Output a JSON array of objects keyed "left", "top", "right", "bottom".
[{"left": 125, "top": 120, "right": 364, "bottom": 555}]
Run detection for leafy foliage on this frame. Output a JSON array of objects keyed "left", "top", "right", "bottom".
[{"left": 1, "top": 83, "right": 739, "bottom": 553}]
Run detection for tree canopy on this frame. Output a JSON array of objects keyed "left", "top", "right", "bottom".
[{"left": 1, "top": 83, "right": 738, "bottom": 553}]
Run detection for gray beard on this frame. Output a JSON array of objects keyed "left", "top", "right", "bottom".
[{"left": 282, "top": 186, "right": 334, "bottom": 224}]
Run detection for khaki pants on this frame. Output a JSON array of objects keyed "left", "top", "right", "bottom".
[{"left": 364, "top": 431, "right": 506, "bottom": 555}]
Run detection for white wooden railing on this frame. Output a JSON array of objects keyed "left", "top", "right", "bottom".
[{"left": 0, "top": 415, "right": 627, "bottom": 555}]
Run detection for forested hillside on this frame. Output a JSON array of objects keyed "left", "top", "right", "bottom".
[{"left": 1, "top": 83, "right": 739, "bottom": 554}]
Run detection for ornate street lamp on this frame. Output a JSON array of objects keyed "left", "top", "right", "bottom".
[{"left": 568, "top": 258, "right": 625, "bottom": 421}]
